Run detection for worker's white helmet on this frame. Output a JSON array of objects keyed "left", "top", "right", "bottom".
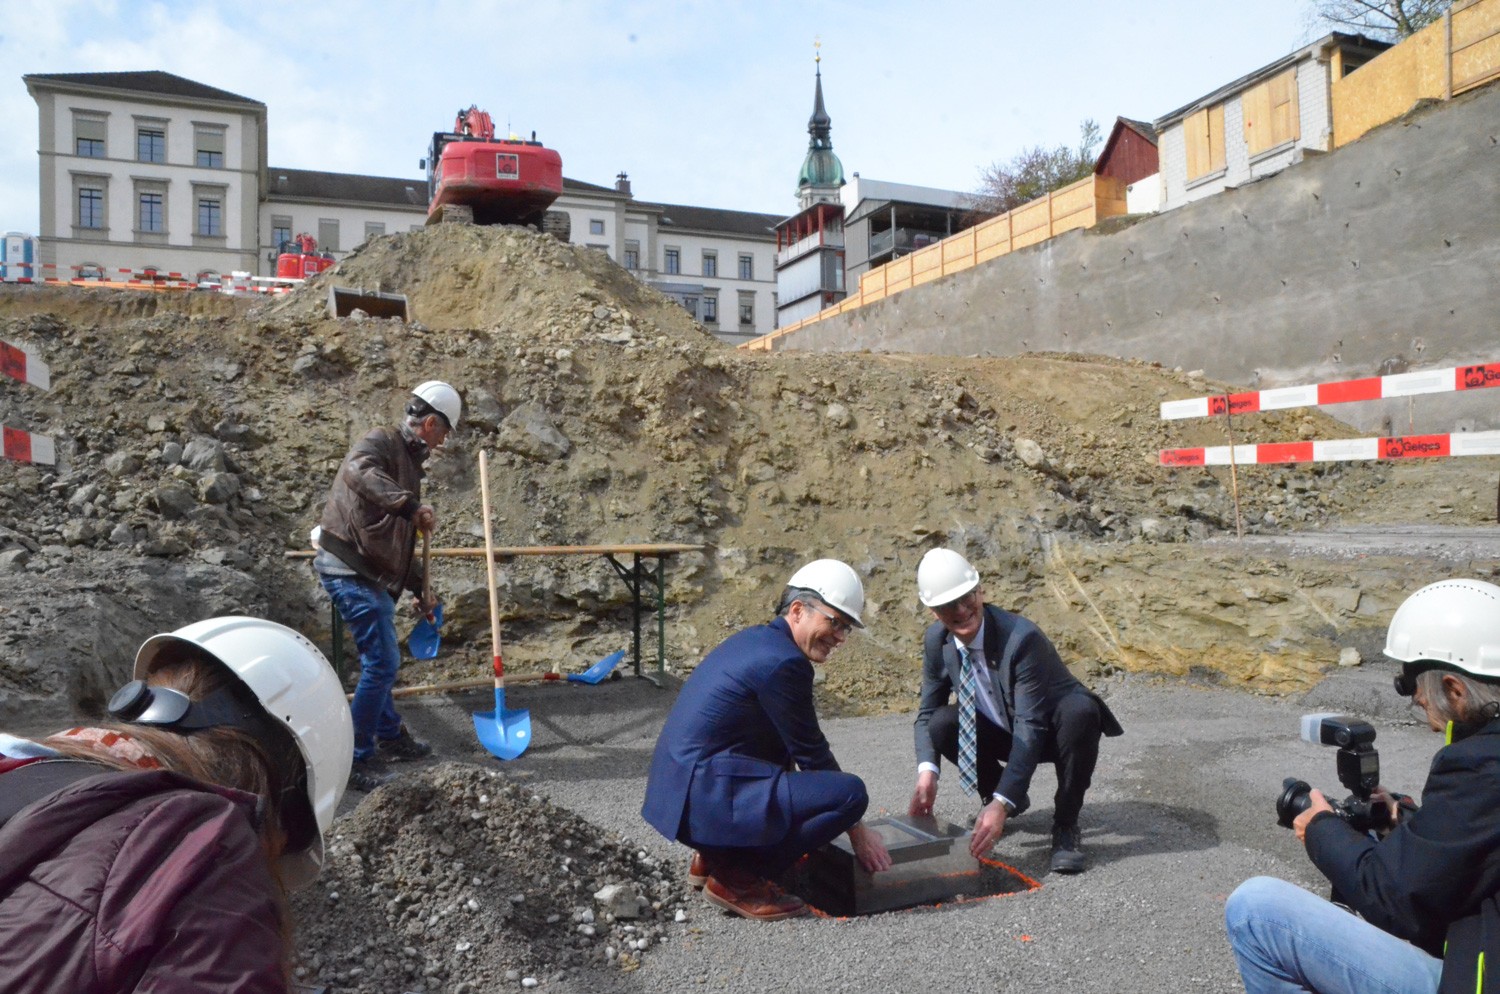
[
  {"left": 134, "top": 617, "right": 353, "bottom": 889},
  {"left": 787, "top": 559, "right": 865, "bottom": 628},
  {"left": 411, "top": 380, "right": 461, "bottom": 429},
  {"left": 917, "top": 548, "right": 981, "bottom": 608},
  {"left": 1385, "top": 579, "right": 1500, "bottom": 686}
]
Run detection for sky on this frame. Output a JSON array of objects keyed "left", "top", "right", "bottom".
[{"left": 0, "top": 0, "right": 1332, "bottom": 235}]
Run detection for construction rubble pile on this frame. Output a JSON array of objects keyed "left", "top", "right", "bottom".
[
  {"left": 291, "top": 764, "right": 688, "bottom": 991},
  {"left": 0, "top": 223, "right": 1493, "bottom": 988}
]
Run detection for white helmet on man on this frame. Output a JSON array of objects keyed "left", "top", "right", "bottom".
[
  {"left": 917, "top": 548, "right": 981, "bottom": 608},
  {"left": 786, "top": 559, "right": 865, "bottom": 628},
  {"left": 1384, "top": 579, "right": 1500, "bottom": 682},
  {"left": 411, "top": 380, "right": 461, "bottom": 429},
  {"left": 134, "top": 616, "right": 354, "bottom": 889}
]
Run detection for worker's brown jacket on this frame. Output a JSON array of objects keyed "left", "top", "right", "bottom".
[{"left": 317, "top": 424, "right": 426, "bottom": 597}]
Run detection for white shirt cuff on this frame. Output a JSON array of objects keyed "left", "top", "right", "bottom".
[{"left": 918, "top": 762, "right": 940, "bottom": 776}]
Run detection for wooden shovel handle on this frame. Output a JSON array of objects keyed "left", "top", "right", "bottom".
[
  {"left": 421, "top": 529, "right": 432, "bottom": 604},
  {"left": 478, "top": 450, "right": 505, "bottom": 686}
]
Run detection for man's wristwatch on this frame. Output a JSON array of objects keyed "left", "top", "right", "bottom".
[{"left": 999, "top": 798, "right": 1018, "bottom": 816}]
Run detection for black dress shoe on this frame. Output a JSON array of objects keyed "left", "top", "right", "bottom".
[{"left": 1050, "top": 824, "right": 1086, "bottom": 874}]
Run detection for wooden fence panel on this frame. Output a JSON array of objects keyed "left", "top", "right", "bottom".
[{"left": 1454, "top": 0, "right": 1500, "bottom": 91}]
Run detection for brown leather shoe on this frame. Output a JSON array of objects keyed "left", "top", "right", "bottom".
[
  {"left": 703, "top": 873, "right": 808, "bottom": 921},
  {"left": 687, "top": 851, "right": 710, "bottom": 890}
]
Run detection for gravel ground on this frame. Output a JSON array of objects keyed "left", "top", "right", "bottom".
[{"left": 357, "top": 658, "right": 1438, "bottom": 994}]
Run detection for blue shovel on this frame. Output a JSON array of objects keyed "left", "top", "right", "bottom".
[
  {"left": 408, "top": 531, "right": 442, "bottom": 660},
  {"left": 472, "top": 450, "right": 531, "bottom": 760}
]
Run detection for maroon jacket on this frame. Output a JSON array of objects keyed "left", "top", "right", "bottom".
[{"left": 0, "top": 768, "right": 290, "bottom": 993}]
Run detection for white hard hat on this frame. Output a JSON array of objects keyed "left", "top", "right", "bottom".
[
  {"left": 917, "top": 548, "right": 981, "bottom": 608},
  {"left": 1384, "top": 579, "right": 1500, "bottom": 681},
  {"left": 135, "top": 616, "right": 354, "bottom": 889},
  {"left": 786, "top": 559, "right": 865, "bottom": 627},
  {"left": 411, "top": 380, "right": 461, "bottom": 429}
]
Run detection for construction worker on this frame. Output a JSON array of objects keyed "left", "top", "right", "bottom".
[
  {"left": 0, "top": 616, "right": 352, "bottom": 991},
  {"left": 642, "top": 559, "right": 893, "bottom": 920},
  {"left": 1226, "top": 579, "right": 1500, "bottom": 994},
  {"left": 315, "top": 380, "right": 460, "bottom": 791},
  {"left": 911, "top": 548, "right": 1123, "bottom": 873}
]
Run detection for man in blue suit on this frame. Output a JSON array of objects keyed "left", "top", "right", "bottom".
[
  {"left": 642, "top": 559, "right": 892, "bottom": 920},
  {"left": 909, "top": 549, "right": 1123, "bottom": 874}
]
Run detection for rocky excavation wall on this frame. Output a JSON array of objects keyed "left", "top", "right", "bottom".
[{"left": 781, "top": 83, "right": 1500, "bottom": 434}]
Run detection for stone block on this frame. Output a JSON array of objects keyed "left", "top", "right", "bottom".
[{"left": 780, "top": 814, "right": 1032, "bottom": 916}]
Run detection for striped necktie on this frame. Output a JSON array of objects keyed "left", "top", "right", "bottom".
[{"left": 957, "top": 645, "right": 978, "bottom": 796}]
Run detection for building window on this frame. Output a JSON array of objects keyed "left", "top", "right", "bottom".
[
  {"left": 137, "top": 127, "right": 166, "bottom": 164},
  {"left": 197, "top": 197, "right": 222, "bottom": 236},
  {"left": 138, "top": 192, "right": 164, "bottom": 233},
  {"left": 702, "top": 251, "right": 717, "bottom": 277},
  {"left": 78, "top": 188, "right": 104, "bottom": 229},
  {"left": 703, "top": 294, "right": 718, "bottom": 323},
  {"left": 738, "top": 290, "right": 755, "bottom": 326},
  {"left": 318, "top": 218, "right": 340, "bottom": 252},
  {"left": 664, "top": 246, "right": 680, "bottom": 275},
  {"left": 1184, "top": 104, "right": 1226, "bottom": 182},
  {"left": 271, "top": 216, "right": 292, "bottom": 252},
  {"left": 623, "top": 240, "right": 640, "bottom": 270},
  {"left": 74, "top": 116, "right": 106, "bottom": 158},
  {"left": 194, "top": 126, "right": 225, "bottom": 168},
  {"left": 1242, "top": 69, "right": 1300, "bottom": 158},
  {"left": 681, "top": 295, "right": 699, "bottom": 319},
  {"left": 589, "top": 218, "right": 605, "bottom": 235},
  {"left": 364, "top": 221, "right": 386, "bottom": 242},
  {"left": 738, "top": 253, "right": 754, "bottom": 280},
  {"left": 77, "top": 263, "right": 104, "bottom": 281}
]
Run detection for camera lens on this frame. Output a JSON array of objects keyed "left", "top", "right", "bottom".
[{"left": 1276, "top": 777, "right": 1314, "bottom": 829}]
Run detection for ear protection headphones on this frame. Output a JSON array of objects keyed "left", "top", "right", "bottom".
[{"left": 108, "top": 680, "right": 262, "bottom": 730}]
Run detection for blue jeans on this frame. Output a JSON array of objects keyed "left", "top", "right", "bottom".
[
  {"left": 689, "top": 769, "right": 869, "bottom": 878},
  {"left": 320, "top": 573, "right": 404, "bottom": 761},
  {"left": 1225, "top": 876, "right": 1442, "bottom": 994}
]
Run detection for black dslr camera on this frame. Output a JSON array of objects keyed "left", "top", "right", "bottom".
[{"left": 1276, "top": 713, "right": 1390, "bottom": 833}]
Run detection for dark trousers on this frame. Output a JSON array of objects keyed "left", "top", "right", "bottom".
[
  {"left": 684, "top": 769, "right": 869, "bottom": 879},
  {"left": 927, "top": 692, "right": 1102, "bottom": 827}
]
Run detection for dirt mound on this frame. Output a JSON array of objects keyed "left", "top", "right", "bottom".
[
  {"left": 267, "top": 224, "right": 716, "bottom": 346},
  {"left": 290, "top": 764, "right": 686, "bottom": 992},
  {"left": 1, "top": 223, "right": 1492, "bottom": 728}
]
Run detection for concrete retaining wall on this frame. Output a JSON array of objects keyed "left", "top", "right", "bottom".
[{"left": 782, "top": 83, "right": 1500, "bottom": 434}]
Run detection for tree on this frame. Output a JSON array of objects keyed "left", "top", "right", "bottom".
[
  {"left": 969, "top": 119, "right": 1102, "bottom": 217},
  {"left": 1309, "top": 0, "right": 1451, "bottom": 40}
]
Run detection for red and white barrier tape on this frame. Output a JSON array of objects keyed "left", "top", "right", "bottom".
[
  {"left": 1, "top": 340, "right": 50, "bottom": 390},
  {"left": 1161, "top": 363, "right": 1500, "bottom": 421},
  {"left": 1161, "top": 430, "right": 1500, "bottom": 466},
  {"left": 2, "top": 426, "right": 55, "bottom": 465}
]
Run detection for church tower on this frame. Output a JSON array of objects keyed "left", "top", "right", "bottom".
[
  {"left": 776, "top": 43, "right": 849, "bottom": 330},
  {"left": 796, "top": 46, "right": 845, "bottom": 209}
]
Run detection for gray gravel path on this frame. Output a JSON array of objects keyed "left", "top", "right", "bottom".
[{"left": 395, "top": 659, "right": 1438, "bottom": 994}]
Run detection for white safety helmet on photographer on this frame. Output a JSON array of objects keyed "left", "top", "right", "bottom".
[{"left": 1384, "top": 578, "right": 1500, "bottom": 681}]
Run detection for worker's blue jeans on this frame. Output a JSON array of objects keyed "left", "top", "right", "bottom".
[
  {"left": 1225, "top": 876, "right": 1442, "bottom": 994},
  {"left": 320, "top": 574, "right": 404, "bottom": 762},
  {"left": 689, "top": 769, "right": 869, "bottom": 879}
]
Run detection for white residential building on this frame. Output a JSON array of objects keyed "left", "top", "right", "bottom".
[
  {"left": 22, "top": 70, "right": 781, "bottom": 341},
  {"left": 1153, "top": 33, "right": 1389, "bottom": 212}
]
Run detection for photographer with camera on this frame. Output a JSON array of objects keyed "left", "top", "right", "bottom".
[{"left": 1225, "top": 578, "right": 1500, "bottom": 994}]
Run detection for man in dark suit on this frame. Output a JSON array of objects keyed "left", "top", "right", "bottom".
[
  {"left": 909, "top": 548, "right": 1123, "bottom": 874},
  {"left": 642, "top": 559, "right": 892, "bottom": 920}
]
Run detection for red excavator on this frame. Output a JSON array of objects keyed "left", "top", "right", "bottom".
[
  {"left": 275, "top": 233, "right": 336, "bottom": 280},
  {"left": 422, "top": 106, "right": 569, "bottom": 238}
]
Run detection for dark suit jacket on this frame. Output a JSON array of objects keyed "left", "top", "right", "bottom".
[
  {"left": 913, "top": 602, "right": 1123, "bottom": 814},
  {"left": 641, "top": 618, "right": 840, "bottom": 848}
]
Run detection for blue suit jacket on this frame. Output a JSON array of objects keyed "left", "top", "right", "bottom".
[
  {"left": 913, "top": 603, "right": 1123, "bottom": 814},
  {"left": 641, "top": 618, "right": 839, "bottom": 848}
]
